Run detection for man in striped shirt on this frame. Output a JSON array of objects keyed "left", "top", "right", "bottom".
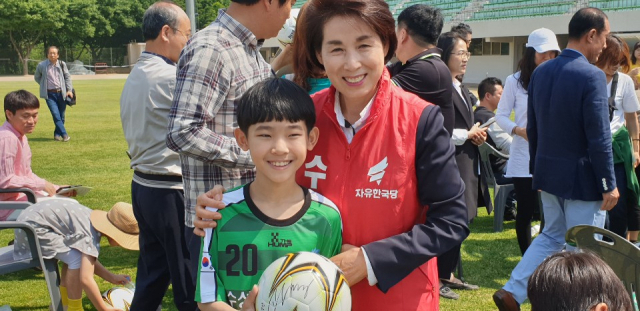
[{"left": 166, "top": 0, "right": 296, "bottom": 284}]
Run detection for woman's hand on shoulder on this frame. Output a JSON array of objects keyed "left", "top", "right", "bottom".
[{"left": 194, "top": 185, "right": 226, "bottom": 237}]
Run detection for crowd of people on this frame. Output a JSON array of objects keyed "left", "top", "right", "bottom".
[{"left": 2, "top": 0, "right": 640, "bottom": 310}]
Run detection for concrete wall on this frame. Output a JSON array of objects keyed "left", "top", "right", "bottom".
[
  {"left": 466, "top": 54, "right": 515, "bottom": 84},
  {"left": 127, "top": 43, "right": 146, "bottom": 65}
]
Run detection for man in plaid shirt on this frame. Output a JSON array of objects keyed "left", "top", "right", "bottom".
[{"left": 166, "top": 0, "right": 296, "bottom": 287}]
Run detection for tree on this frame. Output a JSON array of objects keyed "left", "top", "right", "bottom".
[
  {"left": 195, "top": 0, "right": 230, "bottom": 30},
  {"left": 80, "top": 0, "right": 141, "bottom": 65},
  {"left": 50, "top": 0, "right": 100, "bottom": 62},
  {"left": 0, "top": 0, "right": 68, "bottom": 75}
]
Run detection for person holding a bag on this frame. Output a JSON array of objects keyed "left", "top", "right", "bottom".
[
  {"left": 594, "top": 34, "right": 640, "bottom": 240},
  {"left": 34, "top": 46, "right": 73, "bottom": 142}
]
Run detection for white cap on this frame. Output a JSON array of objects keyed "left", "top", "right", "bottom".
[{"left": 526, "top": 28, "right": 561, "bottom": 53}]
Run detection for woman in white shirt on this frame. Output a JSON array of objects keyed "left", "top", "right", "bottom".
[
  {"left": 495, "top": 28, "right": 560, "bottom": 255},
  {"left": 594, "top": 34, "right": 640, "bottom": 241}
]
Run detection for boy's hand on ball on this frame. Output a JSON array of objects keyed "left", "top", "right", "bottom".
[
  {"left": 242, "top": 285, "right": 259, "bottom": 311},
  {"left": 330, "top": 245, "right": 367, "bottom": 286}
]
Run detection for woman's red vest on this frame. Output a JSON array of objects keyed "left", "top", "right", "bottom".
[{"left": 296, "top": 70, "right": 439, "bottom": 310}]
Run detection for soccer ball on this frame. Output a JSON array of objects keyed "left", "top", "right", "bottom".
[
  {"left": 255, "top": 252, "right": 351, "bottom": 311},
  {"left": 102, "top": 287, "right": 134, "bottom": 310}
]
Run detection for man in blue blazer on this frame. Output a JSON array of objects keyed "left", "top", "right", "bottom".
[{"left": 494, "top": 7, "right": 619, "bottom": 311}]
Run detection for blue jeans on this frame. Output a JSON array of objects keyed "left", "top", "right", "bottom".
[
  {"left": 45, "top": 92, "right": 67, "bottom": 137},
  {"left": 502, "top": 191, "right": 606, "bottom": 304}
]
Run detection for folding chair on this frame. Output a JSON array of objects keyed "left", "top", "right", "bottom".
[
  {"left": 0, "top": 187, "right": 36, "bottom": 209},
  {"left": 566, "top": 225, "right": 640, "bottom": 311},
  {"left": 0, "top": 188, "right": 62, "bottom": 311},
  {"left": 477, "top": 143, "right": 515, "bottom": 232}
]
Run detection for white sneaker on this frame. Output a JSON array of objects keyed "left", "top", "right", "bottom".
[{"left": 531, "top": 224, "right": 541, "bottom": 237}]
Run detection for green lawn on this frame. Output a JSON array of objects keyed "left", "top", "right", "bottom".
[{"left": 0, "top": 79, "right": 534, "bottom": 310}]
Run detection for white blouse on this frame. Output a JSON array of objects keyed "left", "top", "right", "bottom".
[
  {"left": 451, "top": 79, "right": 471, "bottom": 146},
  {"left": 495, "top": 72, "right": 531, "bottom": 178},
  {"left": 608, "top": 72, "right": 640, "bottom": 134}
]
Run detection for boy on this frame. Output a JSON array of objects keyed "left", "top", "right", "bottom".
[{"left": 195, "top": 78, "right": 343, "bottom": 311}]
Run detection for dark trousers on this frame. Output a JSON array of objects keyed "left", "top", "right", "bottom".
[
  {"left": 129, "top": 181, "right": 197, "bottom": 311},
  {"left": 437, "top": 244, "right": 461, "bottom": 280},
  {"left": 606, "top": 163, "right": 629, "bottom": 238},
  {"left": 185, "top": 225, "right": 202, "bottom": 289},
  {"left": 632, "top": 165, "right": 640, "bottom": 232},
  {"left": 513, "top": 177, "right": 539, "bottom": 255}
]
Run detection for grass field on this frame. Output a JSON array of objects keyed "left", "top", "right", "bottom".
[{"left": 0, "top": 78, "right": 534, "bottom": 310}]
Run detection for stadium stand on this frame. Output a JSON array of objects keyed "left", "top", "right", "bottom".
[
  {"left": 590, "top": 0, "right": 640, "bottom": 11},
  {"left": 393, "top": 0, "right": 473, "bottom": 22},
  {"left": 469, "top": 0, "right": 575, "bottom": 21},
  {"left": 290, "top": 0, "right": 583, "bottom": 22}
]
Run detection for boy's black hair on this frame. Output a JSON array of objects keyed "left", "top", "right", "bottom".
[
  {"left": 4, "top": 90, "right": 40, "bottom": 119},
  {"left": 237, "top": 78, "right": 316, "bottom": 134},
  {"left": 528, "top": 251, "right": 633, "bottom": 311}
]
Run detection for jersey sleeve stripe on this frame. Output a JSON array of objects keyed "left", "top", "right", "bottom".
[
  {"left": 222, "top": 186, "right": 246, "bottom": 206},
  {"left": 309, "top": 189, "right": 343, "bottom": 230}
]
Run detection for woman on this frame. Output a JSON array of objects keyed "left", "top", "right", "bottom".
[
  {"left": 289, "top": 2, "right": 330, "bottom": 94},
  {"left": 495, "top": 28, "right": 560, "bottom": 255},
  {"left": 193, "top": 0, "right": 469, "bottom": 310},
  {"left": 434, "top": 31, "right": 484, "bottom": 299},
  {"left": 629, "top": 42, "right": 640, "bottom": 90},
  {"left": 594, "top": 34, "right": 640, "bottom": 240},
  {"left": 439, "top": 31, "right": 486, "bottom": 222},
  {"left": 631, "top": 42, "right": 640, "bottom": 243},
  {"left": 272, "top": 3, "right": 331, "bottom": 95}
]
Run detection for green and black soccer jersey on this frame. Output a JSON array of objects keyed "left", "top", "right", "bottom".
[{"left": 195, "top": 183, "right": 343, "bottom": 308}]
